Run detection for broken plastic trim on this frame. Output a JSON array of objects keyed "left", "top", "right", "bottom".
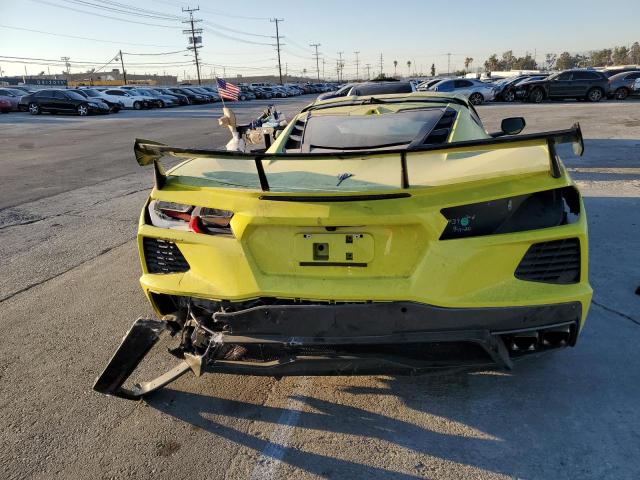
[
  {"left": 133, "top": 124, "right": 584, "bottom": 191},
  {"left": 93, "top": 318, "right": 192, "bottom": 400}
]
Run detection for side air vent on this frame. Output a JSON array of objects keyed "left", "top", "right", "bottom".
[
  {"left": 143, "top": 237, "right": 190, "bottom": 274},
  {"left": 515, "top": 238, "right": 580, "bottom": 284},
  {"left": 285, "top": 118, "right": 306, "bottom": 150},
  {"left": 423, "top": 108, "right": 457, "bottom": 145}
]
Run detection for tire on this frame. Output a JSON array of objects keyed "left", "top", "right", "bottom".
[
  {"left": 1, "top": 109, "right": 9, "bottom": 114},
  {"left": 469, "top": 92, "right": 484, "bottom": 105},
  {"left": 77, "top": 104, "right": 89, "bottom": 116},
  {"left": 615, "top": 87, "right": 629, "bottom": 100},
  {"left": 529, "top": 88, "right": 544, "bottom": 103},
  {"left": 133, "top": 101, "right": 142, "bottom": 110},
  {"left": 28, "top": 103, "right": 40, "bottom": 115},
  {"left": 503, "top": 90, "right": 515, "bottom": 102},
  {"left": 158, "top": 101, "right": 165, "bottom": 108},
  {"left": 239, "top": 95, "right": 247, "bottom": 101},
  {"left": 586, "top": 87, "right": 603, "bottom": 102}
]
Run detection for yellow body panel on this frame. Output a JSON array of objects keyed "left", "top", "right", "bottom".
[{"left": 137, "top": 94, "right": 592, "bottom": 329}]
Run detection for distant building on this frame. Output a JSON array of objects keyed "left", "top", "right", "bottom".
[{"left": 0, "top": 69, "right": 178, "bottom": 87}]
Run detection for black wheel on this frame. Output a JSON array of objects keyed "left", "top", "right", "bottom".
[
  {"left": 529, "top": 88, "right": 544, "bottom": 103},
  {"left": 615, "top": 87, "right": 629, "bottom": 100},
  {"left": 1, "top": 109, "right": 9, "bottom": 114},
  {"left": 503, "top": 90, "right": 515, "bottom": 102},
  {"left": 77, "top": 104, "right": 89, "bottom": 116},
  {"left": 28, "top": 103, "right": 40, "bottom": 115},
  {"left": 586, "top": 88, "right": 603, "bottom": 102},
  {"left": 469, "top": 92, "right": 484, "bottom": 105},
  {"left": 158, "top": 100, "right": 165, "bottom": 108},
  {"left": 133, "top": 101, "right": 142, "bottom": 110}
]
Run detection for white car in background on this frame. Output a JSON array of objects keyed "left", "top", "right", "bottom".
[
  {"left": 428, "top": 78, "right": 496, "bottom": 105},
  {"left": 100, "top": 89, "right": 151, "bottom": 109},
  {"left": 634, "top": 78, "right": 640, "bottom": 94}
]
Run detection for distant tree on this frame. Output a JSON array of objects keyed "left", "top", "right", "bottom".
[
  {"left": 393, "top": 60, "right": 398, "bottom": 76},
  {"left": 630, "top": 42, "right": 640, "bottom": 64},
  {"left": 512, "top": 54, "right": 537, "bottom": 70},
  {"left": 464, "top": 57, "right": 473, "bottom": 72},
  {"left": 501, "top": 50, "right": 516, "bottom": 70},
  {"left": 430, "top": 63, "right": 436, "bottom": 76},
  {"left": 556, "top": 51, "right": 575, "bottom": 70},
  {"left": 406, "top": 60, "right": 412, "bottom": 76},
  {"left": 590, "top": 49, "right": 612, "bottom": 67},
  {"left": 484, "top": 54, "right": 501, "bottom": 72},
  {"left": 612, "top": 46, "right": 630, "bottom": 65},
  {"left": 545, "top": 53, "right": 557, "bottom": 70}
]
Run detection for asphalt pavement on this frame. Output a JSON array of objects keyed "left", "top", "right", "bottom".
[{"left": 0, "top": 96, "right": 639, "bottom": 480}]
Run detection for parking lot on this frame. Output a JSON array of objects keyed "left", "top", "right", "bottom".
[{"left": 1, "top": 97, "right": 639, "bottom": 479}]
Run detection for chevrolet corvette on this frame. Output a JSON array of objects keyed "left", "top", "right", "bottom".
[{"left": 94, "top": 92, "right": 592, "bottom": 399}]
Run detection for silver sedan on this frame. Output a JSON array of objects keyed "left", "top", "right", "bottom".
[{"left": 428, "top": 78, "right": 496, "bottom": 105}]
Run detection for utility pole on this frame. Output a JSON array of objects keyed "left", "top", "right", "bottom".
[
  {"left": 182, "top": 6, "right": 203, "bottom": 85},
  {"left": 337, "top": 51, "right": 344, "bottom": 82},
  {"left": 310, "top": 43, "right": 321, "bottom": 81},
  {"left": 270, "top": 18, "right": 284, "bottom": 84},
  {"left": 447, "top": 52, "right": 451, "bottom": 74},
  {"left": 365, "top": 63, "right": 371, "bottom": 79},
  {"left": 354, "top": 51, "right": 360, "bottom": 80},
  {"left": 61, "top": 56, "right": 71, "bottom": 78},
  {"left": 118, "top": 50, "right": 127, "bottom": 85},
  {"left": 322, "top": 58, "right": 325, "bottom": 80},
  {"left": 379, "top": 53, "right": 384, "bottom": 77}
]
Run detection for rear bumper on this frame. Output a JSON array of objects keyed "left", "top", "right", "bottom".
[
  {"left": 94, "top": 300, "right": 582, "bottom": 398},
  {"left": 199, "top": 300, "right": 582, "bottom": 374}
]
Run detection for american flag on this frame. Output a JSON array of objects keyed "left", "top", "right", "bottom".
[{"left": 216, "top": 78, "right": 240, "bottom": 101}]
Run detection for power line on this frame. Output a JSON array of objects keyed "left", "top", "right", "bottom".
[
  {"left": 182, "top": 6, "right": 203, "bottom": 85},
  {"left": 0, "top": 24, "right": 181, "bottom": 47},
  {"left": 270, "top": 18, "right": 284, "bottom": 84},
  {"left": 28, "top": 0, "right": 180, "bottom": 28}
]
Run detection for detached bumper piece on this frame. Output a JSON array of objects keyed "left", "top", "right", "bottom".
[
  {"left": 93, "top": 318, "right": 191, "bottom": 400},
  {"left": 93, "top": 301, "right": 581, "bottom": 399}
]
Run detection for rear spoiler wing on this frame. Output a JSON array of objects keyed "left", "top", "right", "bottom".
[{"left": 134, "top": 123, "right": 584, "bottom": 191}]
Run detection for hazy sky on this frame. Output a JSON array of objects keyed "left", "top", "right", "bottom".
[{"left": 1, "top": 0, "right": 639, "bottom": 80}]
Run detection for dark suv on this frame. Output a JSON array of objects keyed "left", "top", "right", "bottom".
[{"left": 517, "top": 69, "right": 610, "bottom": 103}]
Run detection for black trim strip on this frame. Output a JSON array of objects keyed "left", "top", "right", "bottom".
[
  {"left": 135, "top": 124, "right": 582, "bottom": 161},
  {"left": 299, "top": 262, "right": 367, "bottom": 267},
  {"left": 259, "top": 193, "right": 411, "bottom": 202},
  {"left": 400, "top": 151, "right": 409, "bottom": 188},
  {"left": 254, "top": 158, "right": 270, "bottom": 191},
  {"left": 547, "top": 138, "right": 562, "bottom": 178}
]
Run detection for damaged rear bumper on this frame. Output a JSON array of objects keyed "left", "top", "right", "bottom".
[{"left": 93, "top": 301, "right": 581, "bottom": 399}]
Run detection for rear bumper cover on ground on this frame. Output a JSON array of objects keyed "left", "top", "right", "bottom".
[{"left": 93, "top": 301, "right": 581, "bottom": 399}]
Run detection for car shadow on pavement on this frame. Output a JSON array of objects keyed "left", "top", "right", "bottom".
[{"left": 147, "top": 387, "right": 426, "bottom": 479}]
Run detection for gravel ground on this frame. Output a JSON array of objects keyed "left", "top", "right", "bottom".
[{"left": 0, "top": 96, "right": 639, "bottom": 480}]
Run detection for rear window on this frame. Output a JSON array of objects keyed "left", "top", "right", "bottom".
[
  {"left": 351, "top": 82, "right": 413, "bottom": 95},
  {"left": 66, "top": 91, "right": 87, "bottom": 100},
  {"left": 301, "top": 109, "right": 446, "bottom": 151},
  {"left": 573, "top": 71, "right": 600, "bottom": 80}
]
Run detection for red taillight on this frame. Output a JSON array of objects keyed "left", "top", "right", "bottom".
[
  {"left": 188, "top": 216, "right": 204, "bottom": 233},
  {"left": 162, "top": 210, "right": 191, "bottom": 221}
]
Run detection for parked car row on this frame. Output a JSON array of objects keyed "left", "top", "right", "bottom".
[
  {"left": 0, "top": 81, "right": 335, "bottom": 116},
  {"left": 412, "top": 67, "right": 640, "bottom": 104}
]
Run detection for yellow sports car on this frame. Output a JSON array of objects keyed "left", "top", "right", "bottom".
[{"left": 94, "top": 92, "right": 592, "bottom": 399}]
